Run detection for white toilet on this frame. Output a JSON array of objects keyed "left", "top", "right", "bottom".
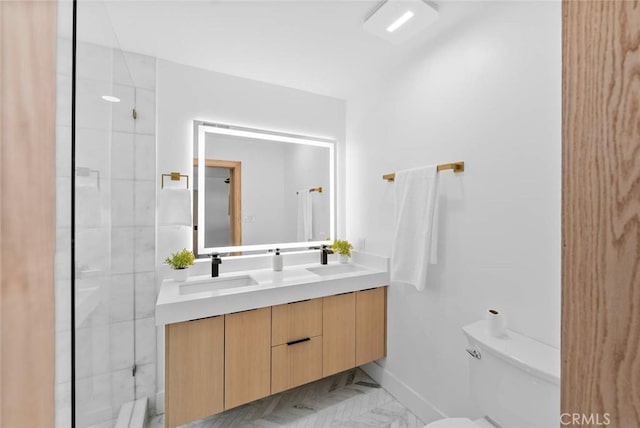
[{"left": 425, "top": 320, "right": 560, "bottom": 428}]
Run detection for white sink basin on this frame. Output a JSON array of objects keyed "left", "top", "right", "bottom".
[
  {"left": 179, "top": 275, "right": 258, "bottom": 295},
  {"left": 156, "top": 252, "right": 391, "bottom": 325},
  {"left": 252, "top": 268, "right": 317, "bottom": 284},
  {"left": 307, "top": 264, "right": 365, "bottom": 277}
]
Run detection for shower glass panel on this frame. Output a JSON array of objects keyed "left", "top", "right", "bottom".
[{"left": 74, "top": 2, "right": 137, "bottom": 426}]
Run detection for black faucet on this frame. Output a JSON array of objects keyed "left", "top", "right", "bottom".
[
  {"left": 210, "top": 253, "right": 222, "bottom": 277},
  {"left": 321, "top": 245, "right": 334, "bottom": 265}
]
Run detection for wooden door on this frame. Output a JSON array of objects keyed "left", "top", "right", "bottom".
[
  {"left": 0, "top": 2, "right": 57, "bottom": 427},
  {"left": 322, "top": 292, "right": 356, "bottom": 376},
  {"left": 165, "top": 316, "right": 225, "bottom": 428},
  {"left": 355, "top": 287, "right": 387, "bottom": 366},
  {"left": 225, "top": 307, "right": 272, "bottom": 409},
  {"left": 562, "top": 1, "right": 640, "bottom": 426}
]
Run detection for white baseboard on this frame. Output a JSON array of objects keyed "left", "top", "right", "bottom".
[{"left": 360, "top": 362, "right": 446, "bottom": 425}]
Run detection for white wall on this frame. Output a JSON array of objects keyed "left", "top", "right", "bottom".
[
  {"left": 156, "top": 59, "right": 346, "bottom": 411},
  {"left": 346, "top": 2, "right": 561, "bottom": 422},
  {"left": 55, "top": 5, "right": 74, "bottom": 427},
  {"left": 157, "top": 59, "right": 346, "bottom": 264}
]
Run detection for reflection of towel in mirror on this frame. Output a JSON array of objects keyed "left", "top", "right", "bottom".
[
  {"left": 158, "top": 188, "right": 191, "bottom": 227},
  {"left": 296, "top": 190, "right": 313, "bottom": 241},
  {"left": 390, "top": 166, "right": 440, "bottom": 291}
]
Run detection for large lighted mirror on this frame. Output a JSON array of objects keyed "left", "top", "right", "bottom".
[{"left": 194, "top": 122, "right": 335, "bottom": 255}]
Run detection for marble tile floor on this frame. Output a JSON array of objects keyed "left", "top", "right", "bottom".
[{"left": 149, "top": 368, "right": 424, "bottom": 428}]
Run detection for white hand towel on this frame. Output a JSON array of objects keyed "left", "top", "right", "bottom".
[
  {"left": 390, "top": 166, "right": 440, "bottom": 291},
  {"left": 296, "top": 190, "right": 313, "bottom": 241},
  {"left": 158, "top": 188, "right": 192, "bottom": 227}
]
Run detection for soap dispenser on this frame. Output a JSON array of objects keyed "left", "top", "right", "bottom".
[{"left": 273, "top": 248, "right": 283, "bottom": 272}]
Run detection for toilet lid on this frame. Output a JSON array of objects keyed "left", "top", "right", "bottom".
[{"left": 424, "top": 418, "right": 480, "bottom": 428}]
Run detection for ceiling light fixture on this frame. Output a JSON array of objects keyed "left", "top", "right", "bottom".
[
  {"left": 101, "top": 95, "right": 121, "bottom": 103},
  {"left": 363, "top": 0, "right": 439, "bottom": 44},
  {"left": 386, "top": 11, "right": 415, "bottom": 33}
]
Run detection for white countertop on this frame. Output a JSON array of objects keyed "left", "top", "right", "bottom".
[{"left": 155, "top": 252, "right": 389, "bottom": 325}]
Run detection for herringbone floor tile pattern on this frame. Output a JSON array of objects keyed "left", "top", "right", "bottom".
[{"left": 150, "top": 369, "right": 423, "bottom": 428}]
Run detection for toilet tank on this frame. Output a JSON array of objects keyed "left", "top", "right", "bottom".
[{"left": 463, "top": 320, "right": 560, "bottom": 428}]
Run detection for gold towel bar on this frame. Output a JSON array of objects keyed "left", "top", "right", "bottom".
[
  {"left": 383, "top": 161, "right": 464, "bottom": 182},
  {"left": 161, "top": 172, "right": 189, "bottom": 189},
  {"left": 297, "top": 186, "right": 323, "bottom": 195}
]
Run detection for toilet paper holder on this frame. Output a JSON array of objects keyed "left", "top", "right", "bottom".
[{"left": 465, "top": 347, "right": 481, "bottom": 360}]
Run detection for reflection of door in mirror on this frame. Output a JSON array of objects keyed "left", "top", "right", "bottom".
[{"left": 193, "top": 159, "right": 241, "bottom": 256}]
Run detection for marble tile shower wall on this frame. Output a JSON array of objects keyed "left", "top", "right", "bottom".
[{"left": 55, "top": 37, "right": 157, "bottom": 427}]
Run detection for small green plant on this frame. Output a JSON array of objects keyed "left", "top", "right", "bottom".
[
  {"left": 165, "top": 248, "right": 195, "bottom": 270},
  {"left": 331, "top": 239, "right": 353, "bottom": 257}
]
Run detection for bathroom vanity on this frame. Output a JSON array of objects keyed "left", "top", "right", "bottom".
[{"left": 156, "top": 255, "right": 389, "bottom": 428}]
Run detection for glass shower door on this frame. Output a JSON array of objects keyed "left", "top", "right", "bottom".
[{"left": 74, "top": 2, "right": 136, "bottom": 426}]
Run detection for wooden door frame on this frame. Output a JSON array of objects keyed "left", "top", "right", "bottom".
[
  {"left": 0, "top": 1, "right": 57, "bottom": 426},
  {"left": 193, "top": 158, "right": 242, "bottom": 247},
  {"left": 562, "top": 1, "right": 640, "bottom": 426}
]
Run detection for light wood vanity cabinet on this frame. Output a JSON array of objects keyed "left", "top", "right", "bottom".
[
  {"left": 165, "top": 286, "right": 386, "bottom": 427},
  {"left": 165, "top": 316, "right": 224, "bottom": 428},
  {"left": 322, "top": 292, "right": 356, "bottom": 376},
  {"left": 355, "top": 287, "right": 387, "bottom": 366},
  {"left": 322, "top": 288, "right": 387, "bottom": 376},
  {"left": 271, "top": 299, "right": 323, "bottom": 393},
  {"left": 224, "top": 307, "right": 272, "bottom": 409},
  {"left": 272, "top": 336, "right": 323, "bottom": 393},
  {"left": 271, "top": 298, "right": 322, "bottom": 346}
]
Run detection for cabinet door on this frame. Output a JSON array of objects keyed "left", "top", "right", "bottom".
[
  {"left": 165, "top": 316, "right": 224, "bottom": 428},
  {"left": 272, "top": 298, "right": 322, "bottom": 346},
  {"left": 225, "top": 307, "right": 272, "bottom": 409},
  {"left": 272, "top": 336, "right": 322, "bottom": 394},
  {"left": 322, "top": 292, "right": 355, "bottom": 376},
  {"left": 355, "top": 287, "right": 387, "bottom": 366}
]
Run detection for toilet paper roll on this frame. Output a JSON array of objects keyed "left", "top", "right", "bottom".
[{"left": 487, "top": 309, "right": 507, "bottom": 337}]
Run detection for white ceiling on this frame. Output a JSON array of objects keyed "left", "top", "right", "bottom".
[{"left": 78, "top": 0, "right": 486, "bottom": 99}]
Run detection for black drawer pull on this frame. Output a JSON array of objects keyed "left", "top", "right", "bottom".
[{"left": 287, "top": 337, "right": 311, "bottom": 346}]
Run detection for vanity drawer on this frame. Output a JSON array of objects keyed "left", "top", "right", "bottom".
[
  {"left": 271, "top": 335, "right": 322, "bottom": 394},
  {"left": 272, "top": 298, "right": 322, "bottom": 346}
]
